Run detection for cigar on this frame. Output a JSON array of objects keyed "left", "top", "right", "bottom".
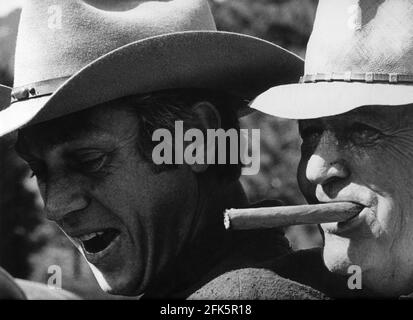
[{"left": 224, "top": 202, "right": 363, "bottom": 230}]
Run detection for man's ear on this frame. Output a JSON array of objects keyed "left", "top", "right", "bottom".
[
  {"left": 192, "top": 101, "right": 221, "bottom": 131},
  {"left": 189, "top": 101, "right": 221, "bottom": 174}
]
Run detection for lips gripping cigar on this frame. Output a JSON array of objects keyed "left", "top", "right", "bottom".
[{"left": 224, "top": 202, "right": 363, "bottom": 230}]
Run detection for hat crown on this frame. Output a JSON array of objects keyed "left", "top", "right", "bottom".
[
  {"left": 14, "top": 0, "right": 216, "bottom": 87},
  {"left": 305, "top": 0, "right": 413, "bottom": 75}
]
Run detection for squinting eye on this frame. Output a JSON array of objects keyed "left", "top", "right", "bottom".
[
  {"left": 77, "top": 154, "right": 108, "bottom": 174},
  {"left": 349, "top": 123, "right": 382, "bottom": 146},
  {"left": 300, "top": 126, "right": 324, "bottom": 144}
]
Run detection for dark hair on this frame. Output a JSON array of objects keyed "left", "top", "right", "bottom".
[{"left": 120, "top": 88, "right": 247, "bottom": 183}]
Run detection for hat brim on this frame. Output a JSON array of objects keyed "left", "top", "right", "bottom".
[
  {"left": 251, "top": 82, "right": 413, "bottom": 120},
  {"left": 0, "top": 31, "right": 303, "bottom": 136}
]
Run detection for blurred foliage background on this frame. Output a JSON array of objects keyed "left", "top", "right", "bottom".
[{"left": 0, "top": 0, "right": 321, "bottom": 298}]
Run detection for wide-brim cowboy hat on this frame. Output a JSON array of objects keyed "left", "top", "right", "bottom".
[
  {"left": 251, "top": 0, "right": 413, "bottom": 120},
  {"left": 0, "top": 0, "right": 303, "bottom": 137}
]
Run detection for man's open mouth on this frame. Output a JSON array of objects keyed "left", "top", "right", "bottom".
[{"left": 77, "top": 228, "right": 120, "bottom": 254}]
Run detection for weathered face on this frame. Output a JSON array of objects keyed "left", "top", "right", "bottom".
[
  {"left": 16, "top": 103, "right": 198, "bottom": 295},
  {"left": 297, "top": 105, "right": 413, "bottom": 296}
]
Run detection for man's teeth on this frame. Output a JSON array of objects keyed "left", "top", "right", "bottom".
[{"left": 78, "top": 232, "right": 105, "bottom": 242}]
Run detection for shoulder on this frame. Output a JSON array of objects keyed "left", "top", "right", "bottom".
[
  {"left": 15, "top": 279, "right": 81, "bottom": 300},
  {"left": 188, "top": 267, "right": 327, "bottom": 300},
  {"left": 271, "top": 247, "right": 372, "bottom": 298},
  {"left": 0, "top": 267, "right": 26, "bottom": 300}
]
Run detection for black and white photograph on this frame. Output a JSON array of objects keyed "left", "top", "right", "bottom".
[{"left": 0, "top": 0, "right": 412, "bottom": 308}]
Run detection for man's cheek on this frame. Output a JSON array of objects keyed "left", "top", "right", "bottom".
[{"left": 356, "top": 150, "right": 412, "bottom": 215}]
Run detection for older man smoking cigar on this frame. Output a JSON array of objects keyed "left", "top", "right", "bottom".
[{"left": 251, "top": 0, "right": 413, "bottom": 298}]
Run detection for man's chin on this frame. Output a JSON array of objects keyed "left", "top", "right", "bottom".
[
  {"left": 101, "top": 283, "right": 142, "bottom": 296},
  {"left": 322, "top": 234, "right": 354, "bottom": 276},
  {"left": 89, "top": 263, "right": 144, "bottom": 296}
]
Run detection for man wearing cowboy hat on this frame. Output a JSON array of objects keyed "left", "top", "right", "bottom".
[
  {"left": 0, "top": 0, "right": 326, "bottom": 299},
  {"left": 252, "top": 0, "right": 413, "bottom": 297}
]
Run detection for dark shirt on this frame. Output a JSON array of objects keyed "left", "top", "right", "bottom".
[{"left": 143, "top": 200, "right": 329, "bottom": 300}]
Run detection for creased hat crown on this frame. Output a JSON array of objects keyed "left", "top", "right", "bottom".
[
  {"left": 14, "top": 0, "right": 216, "bottom": 87},
  {"left": 306, "top": 0, "right": 413, "bottom": 75}
]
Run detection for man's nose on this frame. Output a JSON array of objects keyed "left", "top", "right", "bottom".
[
  {"left": 42, "top": 174, "right": 89, "bottom": 222},
  {"left": 305, "top": 131, "right": 350, "bottom": 186}
]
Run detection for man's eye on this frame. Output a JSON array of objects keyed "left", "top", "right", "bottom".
[
  {"left": 300, "top": 126, "right": 324, "bottom": 143},
  {"left": 349, "top": 123, "right": 382, "bottom": 146},
  {"left": 75, "top": 153, "right": 108, "bottom": 173}
]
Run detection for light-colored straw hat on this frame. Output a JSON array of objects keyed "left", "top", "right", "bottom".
[{"left": 252, "top": 0, "right": 413, "bottom": 119}]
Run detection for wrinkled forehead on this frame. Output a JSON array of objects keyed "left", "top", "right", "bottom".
[{"left": 16, "top": 103, "right": 137, "bottom": 155}]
